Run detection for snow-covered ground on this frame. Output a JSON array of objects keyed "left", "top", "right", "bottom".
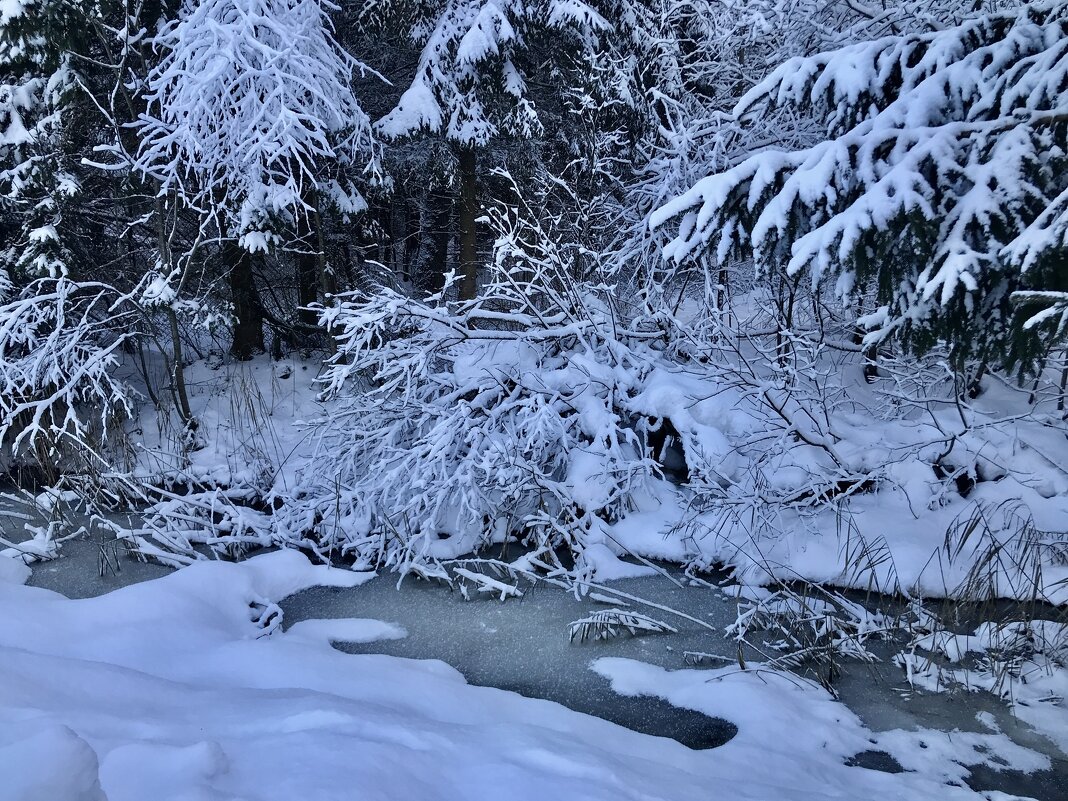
[
  {"left": 4, "top": 353, "right": 1068, "bottom": 800},
  {"left": 4, "top": 0, "right": 1067, "bottom": 797},
  {"left": 108, "top": 356, "right": 1068, "bottom": 607},
  {"left": 2, "top": 546, "right": 1066, "bottom": 801},
  {"left": 127, "top": 356, "right": 321, "bottom": 491}
]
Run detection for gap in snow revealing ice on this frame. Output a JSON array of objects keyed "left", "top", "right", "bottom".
[
  {"left": 280, "top": 569, "right": 1068, "bottom": 801},
  {"left": 16, "top": 535, "right": 1068, "bottom": 801},
  {"left": 283, "top": 564, "right": 741, "bottom": 751}
]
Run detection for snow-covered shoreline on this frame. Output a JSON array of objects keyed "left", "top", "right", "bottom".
[{"left": 3, "top": 546, "right": 1067, "bottom": 800}]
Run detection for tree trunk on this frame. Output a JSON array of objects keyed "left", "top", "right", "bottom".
[
  {"left": 415, "top": 187, "right": 451, "bottom": 294},
  {"left": 376, "top": 205, "right": 390, "bottom": 267},
  {"left": 226, "top": 240, "right": 265, "bottom": 360},
  {"left": 458, "top": 145, "right": 479, "bottom": 301},
  {"left": 313, "top": 201, "right": 336, "bottom": 300},
  {"left": 1058, "top": 350, "right": 1068, "bottom": 416},
  {"left": 296, "top": 192, "right": 334, "bottom": 329},
  {"left": 154, "top": 198, "right": 194, "bottom": 428},
  {"left": 403, "top": 193, "right": 420, "bottom": 283},
  {"left": 166, "top": 307, "right": 194, "bottom": 424},
  {"left": 294, "top": 243, "right": 318, "bottom": 330}
]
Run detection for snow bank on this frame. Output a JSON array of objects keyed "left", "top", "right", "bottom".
[
  {"left": 594, "top": 657, "right": 1050, "bottom": 790},
  {"left": 0, "top": 724, "right": 106, "bottom": 801},
  {"left": 0, "top": 553, "right": 30, "bottom": 585},
  {"left": 0, "top": 551, "right": 1051, "bottom": 800}
]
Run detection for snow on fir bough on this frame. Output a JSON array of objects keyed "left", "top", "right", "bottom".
[
  {"left": 133, "top": 0, "right": 378, "bottom": 245},
  {"left": 652, "top": 1, "right": 1068, "bottom": 366}
]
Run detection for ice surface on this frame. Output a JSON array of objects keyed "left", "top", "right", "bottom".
[
  {"left": 281, "top": 563, "right": 1068, "bottom": 799},
  {"left": 283, "top": 567, "right": 741, "bottom": 750},
  {"left": 22, "top": 536, "right": 173, "bottom": 596}
]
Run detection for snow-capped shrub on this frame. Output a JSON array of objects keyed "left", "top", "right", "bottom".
[
  {"left": 288, "top": 184, "right": 673, "bottom": 571},
  {"left": 104, "top": 486, "right": 276, "bottom": 568}
]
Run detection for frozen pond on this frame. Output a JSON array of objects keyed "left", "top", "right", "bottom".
[
  {"left": 283, "top": 566, "right": 742, "bottom": 750},
  {"left": 21, "top": 535, "right": 174, "bottom": 596},
  {"left": 278, "top": 565, "right": 1068, "bottom": 801},
  {"left": 15, "top": 532, "right": 1068, "bottom": 801}
]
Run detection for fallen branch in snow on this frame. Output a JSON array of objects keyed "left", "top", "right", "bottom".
[
  {"left": 569, "top": 608, "right": 678, "bottom": 643},
  {"left": 453, "top": 567, "right": 524, "bottom": 602}
]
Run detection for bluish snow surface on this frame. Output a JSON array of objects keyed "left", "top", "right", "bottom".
[{"left": 11, "top": 535, "right": 1068, "bottom": 801}]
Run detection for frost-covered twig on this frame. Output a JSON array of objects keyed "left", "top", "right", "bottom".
[{"left": 569, "top": 608, "right": 678, "bottom": 643}]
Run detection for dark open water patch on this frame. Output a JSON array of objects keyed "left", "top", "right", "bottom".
[
  {"left": 963, "top": 760, "right": 1068, "bottom": 801},
  {"left": 846, "top": 750, "right": 904, "bottom": 773},
  {"left": 848, "top": 750, "right": 1068, "bottom": 801},
  {"left": 425, "top": 671, "right": 736, "bottom": 750}
]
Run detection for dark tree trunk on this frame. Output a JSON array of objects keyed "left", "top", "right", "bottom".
[
  {"left": 227, "top": 240, "right": 265, "bottom": 360},
  {"left": 403, "top": 193, "right": 420, "bottom": 283},
  {"left": 295, "top": 242, "right": 319, "bottom": 328},
  {"left": 458, "top": 145, "right": 479, "bottom": 301},
  {"left": 295, "top": 189, "right": 334, "bottom": 328},
  {"left": 376, "top": 204, "right": 390, "bottom": 267},
  {"left": 415, "top": 187, "right": 451, "bottom": 294},
  {"left": 313, "top": 202, "right": 336, "bottom": 301},
  {"left": 153, "top": 198, "right": 194, "bottom": 425}
]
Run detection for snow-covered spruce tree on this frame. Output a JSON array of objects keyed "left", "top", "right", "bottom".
[
  {"left": 135, "top": 0, "right": 378, "bottom": 357},
  {"left": 0, "top": 0, "right": 157, "bottom": 475},
  {"left": 606, "top": 0, "right": 984, "bottom": 319},
  {"left": 651, "top": 1, "right": 1068, "bottom": 373},
  {"left": 376, "top": 0, "right": 612, "bottom": 299},
  {"left": 0, "top": 0, "right": 87, "bottom": 285}
]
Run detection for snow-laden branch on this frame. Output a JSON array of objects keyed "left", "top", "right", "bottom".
[
  {"left": 135, "top": 0, "right": 378, "bottom": 242},
  {"left": 652, "top": 2, "right": 1068, "bottom": 358},
  {"left": 0, "top": 278, "right": 137, "bottom": 460}
]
